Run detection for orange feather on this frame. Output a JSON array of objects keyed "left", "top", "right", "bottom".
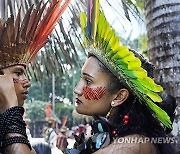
[{"left": 28, "top": 0, "right": 71, "bottom": 61}]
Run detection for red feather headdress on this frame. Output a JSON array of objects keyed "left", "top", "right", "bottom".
[{"left": 0, "top": 0, "right": 70, "bottom": 69}]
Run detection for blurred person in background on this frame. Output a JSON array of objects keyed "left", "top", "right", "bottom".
[
  {"left": 56, "top": 126, "right": 69, "bottom": 153},
  {"left": 32, "top": 142, "right": 51, "bottom": 154},
  {"left": 25, "top": 118, "right": 32, "bottom": 141},
  {"left": 45, "top": 118, "right": 57, "bottom": 148}
]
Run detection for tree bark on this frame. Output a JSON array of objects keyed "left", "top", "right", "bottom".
[
  {"left": 0, "top": 0, "right": 7, "bottom": 19},
  {"left": 145, "top": 0, "right": 180, "bottom": 152}
]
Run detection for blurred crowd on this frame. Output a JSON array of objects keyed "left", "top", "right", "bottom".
[{"left": 26, "top": 117, "right": 92, "bottom": 154}]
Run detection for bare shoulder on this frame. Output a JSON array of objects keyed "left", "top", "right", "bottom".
[{"left": 94, "top": 134, "right": 158, "bottom": 154}]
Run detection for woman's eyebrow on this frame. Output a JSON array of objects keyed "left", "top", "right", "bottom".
[
  {"left": 13, "top": 67, "right": 24, "bottom": 73},
  {"left": 82, "top": 72, "right": 94, "bottom": 78}
]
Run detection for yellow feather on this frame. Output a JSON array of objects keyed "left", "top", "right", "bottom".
[
  {"left": 112, "top": 46, "right": 130, "bottom": 59},
  {"left": 121, "top": 52, "right": 135, "bottom": 64},
  {"left": 139, "top": 77, "right": 163, "bottom": 92},
  {"left": 97, "top": 13, "right": 105, "bottom": 38},
  {"left": 103, "top": 22, "right": 111, "bottom": 40},
  {"left": 80, "top": 12, "right": 87, "bottom": 34},
  {"left": 124, "top": 68, "right": 147, "bottom": 79},
  {"left": 92, "top": 0, "right": 100, "bottom": 40},
  {"left": 146, "top": 99, "right": 172, "bottom": 128},
  {"left": 128, "top": 57, "right": 142, "bottom": 70},
  {"left": 147, "top": 90, "right": 163, "bottom": 102}
]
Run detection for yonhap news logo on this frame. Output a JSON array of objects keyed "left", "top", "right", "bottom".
[{"left": 114, "top": 137, "right": 177, "bottom": 144}]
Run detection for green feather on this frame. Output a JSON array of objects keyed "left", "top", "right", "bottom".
[
  {"left": 106, "top": 36, "right": 118, "bottom": 53},
  {"left": 100, "top": 19, "right": 108, "bottom": 45},
  {"left": 105, "top": 29, "right": 115, "bottom": 45},
  {"left": 97, "top": 13, "right": 106, "bottom": 48},
  {"left": 97, "top": 13, "right": 105, "bottom": 38},
  {"left": 146, "top": 90, "right": 162, "bottom": 102},
  {"left": 146, "top": 99, "right": 172, "bottom": 128},
  {"left": 139, "top": 77, "right": 163, "bottom": 92},
  {"left": 131, "top": 79, "right": 162, "bottom": 102},
  {"left": 117, "top": 63, "right": 128, "bottom": 70},
  {"left": 132, "top": 79, "right": 170, "bottom": 127},
  {"left": 110, "top": 37, "right": 120, "bottom": 52},
  {"left": 106, "top": 47, "right": 121, "bottom": 59},
  {"left": 80, "top": 12, "right": 87, "bottom": 34},
  {"left": 101, "top": 22, "right": 111, "bottom": 49},
  {"left": 128, "top": 57, "right": 141, "bottom": 70},
  {"left": 109, "top": 35, "right": 118, "bottom": 46},
  {"left": 124, "top": 68, "right": 147, "bottom": 79},
  {"left": 91, "top": 0, "right": 100, "bottom": 41},
  {"left": 121, "top": 52, "right": 136, "bottom": 64},
  {"left": 100, "top": 24, "right": 108, "bottom": 40},
  {"left": 103, "top": 22, "right": 111, "bottom": 40},
  {"left": 111, "top": 46, "right": 130, "bottom": 59},
  {"left": 101, "top": 22, "right": 108, "bottom": 46}
]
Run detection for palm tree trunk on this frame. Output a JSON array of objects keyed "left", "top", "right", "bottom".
[
  {"left": 0, "top": 0, "right": 7, "bottom": 19},
  {"left": 145, "top": 0, "right": 180, "bottom": 152}
]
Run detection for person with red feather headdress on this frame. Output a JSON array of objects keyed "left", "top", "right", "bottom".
[{"left": 0, "top": 0, "right": 70, "bottom": 153}]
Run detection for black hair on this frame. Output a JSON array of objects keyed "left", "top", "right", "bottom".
[
  {"left": 159, "top": 95, "right": 177, "bottom": 134},
  {"left": 97, "top": 60, "right": 125, "bottom": 94},
  {"left": 96, "top": 57, "right": 176, "bottom": 154},
  {"left": 130, "top": 49, "right": 155, "bottom": 78}
]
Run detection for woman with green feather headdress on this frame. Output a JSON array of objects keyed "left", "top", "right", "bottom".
[{"left": 56, "top": 0, "right": 177, "bottom": 153}]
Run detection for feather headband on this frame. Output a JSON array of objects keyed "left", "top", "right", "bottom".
[
  {"left": 80, "top": 0, "right": 172, "bottom": 128},
  {"left": 0, "top": 0, "right": 70, "bottom": 69}
]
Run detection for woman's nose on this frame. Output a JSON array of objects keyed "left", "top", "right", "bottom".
[
  {"left": 22, "top": 79, "right": 31, "bottom": 88},
  {"left": 74, "top": 82, "right": 83, "bottom": 96}
]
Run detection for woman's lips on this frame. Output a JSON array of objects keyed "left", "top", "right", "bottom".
[
  {"left": 76, "top": 98, "right": 82, "bottom": 105},
  {"left": 22, "top": 91, "right": 28, "bottom": 99}
]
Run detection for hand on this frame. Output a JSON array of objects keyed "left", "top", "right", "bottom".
[
  {"left": 0, "top": 69, "right": 18, "bottom": 114},
  {"left": 56, "top": 133, "right": 68, "bottom": 152}
]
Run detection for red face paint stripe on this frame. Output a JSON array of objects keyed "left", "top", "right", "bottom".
[
  {"left": 87, "top": 87, "right": 94, "bottom": 100},
  {"left": 94, "top": 88, "right": 101, "bottom": 100},
  {"left": 83, "top": 87, "right": 88, "bottom": 99},
  {"left": 98, "top": 88, "right": 106, "bottom": 99},
  {"left": 94, "top": 87, "right": 105, "bottom": 100},
  {"left": 13, "top": 78, "right": 29, "bottom": 85},
  {"left": 83, "top": 86, "right": 106, "bottom": 100},
  {"left": 89, "top": 89, "right": 94, "bottom": 100},
  {"left": 83, "top": 86, "right": 91, "bottom": 100}
]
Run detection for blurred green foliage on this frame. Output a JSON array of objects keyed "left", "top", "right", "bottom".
[{"left": 25, "top": 100, "right": 74, "bottom": 128}]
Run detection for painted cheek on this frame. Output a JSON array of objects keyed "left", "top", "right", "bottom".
[
  {"left": 13, "top": 78, "right": 29, "bottom": 86},
  {"left": 83, "top": 86, "right": 106, "bottom": 100}
]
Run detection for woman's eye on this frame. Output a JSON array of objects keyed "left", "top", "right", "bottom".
[
  {"left": 85, "top": 79, "right": 91, "bottom": 85},
  {"left": 15, "top": 72, "right": 21, "bottom": 76}
]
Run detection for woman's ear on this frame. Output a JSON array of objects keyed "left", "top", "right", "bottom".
[{"left": 111, "top": 88, "right": 129, "bottom": 107}]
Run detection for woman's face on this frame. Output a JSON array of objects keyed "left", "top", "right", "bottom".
[
  {"left": 74, "top": 56, "right": 115, "bottom": 116},
  {"left": 3, "top": 65, "right": 31, "bottom": 106}
]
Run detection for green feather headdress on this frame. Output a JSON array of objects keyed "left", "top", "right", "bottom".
[{"left": 80, "top": 0, "right": 172, "bottom": 128}]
